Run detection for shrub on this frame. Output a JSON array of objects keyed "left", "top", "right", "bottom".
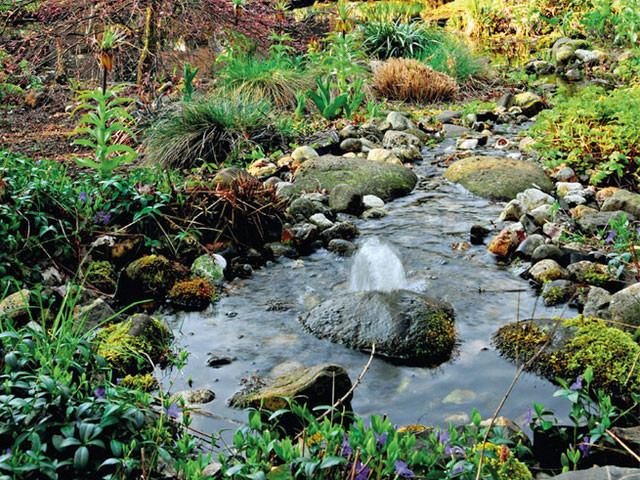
[
  {"left": 373, "top": 58, "right": 459, "bottom": 102},
  {"left": 529, "top": 86, "right": 640, "bottom": 186},
  {"left": 145, "top": 93, "right": 295, "bottom": 169}
]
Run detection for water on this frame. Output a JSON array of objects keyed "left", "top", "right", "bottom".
[
  {"left": 349, "top": 237, "right": 407, "bottom": 292},
  {"left": 160, "top": 129, "right": 575, "bottom": 437}
]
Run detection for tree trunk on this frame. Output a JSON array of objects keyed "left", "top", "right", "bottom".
[{"left": 136, "top": 0, "right": 159, "bottom": 86}]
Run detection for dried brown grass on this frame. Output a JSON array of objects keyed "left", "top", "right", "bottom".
[{"left": 373, "top": 58, "right": 459, "bottom": 102}]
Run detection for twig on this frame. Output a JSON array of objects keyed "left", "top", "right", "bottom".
[
  {"left": 605, "top": 428, "right": 640, "bottom": 463},
  {"left": 624, "top": 349, "right": 640, "bottom": 387}
]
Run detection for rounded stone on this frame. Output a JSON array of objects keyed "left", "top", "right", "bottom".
[{"left": 529, "top": 259, "right": 569, "bottom": 283}]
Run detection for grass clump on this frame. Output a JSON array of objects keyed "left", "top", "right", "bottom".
[
  {"left": 530, "top": 86, "right": 640, "bottom": 187},
  {"left": 373, "top": 58, "right": 459, "bottom": 102},
  {"left": 146, "top": 93, "right": 294, "bottom": 169}
]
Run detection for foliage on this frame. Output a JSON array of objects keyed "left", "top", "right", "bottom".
[
  {"left": 215, "top": 34, "right": 316, "bottom": 108},
  {"left": 373, "top": 58, "right": 459, "bottom": 103},
  {"left": 529, "top": 86, "right": 640, "bottom": 187},
  {"left": 218, "top": 401, "right": 532, "bottom": 479},
  {"left": 71, "top": 87, "right": 138, "bottom": 179},
  {"left": 601, "top": 213, "right": 640, "bottom": 280},
  {"left": 182, "top": 63, "right": 199, "bottom": 102},
  {"left": 306, "top": 76, "right": 365, "bottom": 121},
  {"left": 146, "top": 93, "right": 295, "bottom": 169},
  {"left": 0, "top": 290, "right": 208, "bottom": 479},
  {"left": 355, "top": 1, "right": 425, "bottom": 23}
]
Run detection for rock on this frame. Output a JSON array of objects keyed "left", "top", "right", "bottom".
[
  {"left": 513, "top": 92, "right": 544, "bottom": 117},
  {"left": 531, "top": 245, "right": 564, "bottom": 265},
  {"left": 211, "top": 167, "right": 255, "bottom": 189},
  {"left": 265, "top": 242, "right": 299, "bottom": 258},
  {"left": 566, "top": 261, "right": 612, "bottom": 287},
  {"left": 556, "top": 182, "right": 583, "bottom": 198},
  {"left": 367, "top": 148, "right": 402, "bottom": 166},
  {"left": 359, "top": 138, "right": 377, "bottom": 152},
  {"left": 601, "top": 189, "right": 640, "bottom": 217},
  {"left": 74, "top": 298, "right": 117, "bottom": 332},
  {"left": 321, "top": 221, "right": 358, "bottom": 242},
  {"left": 561, "top": 194, "right": 586, "bottom": 208},
  {"left": 386, "top": 111, "right": 415, "bottom": 131},
  {"left": 556, "top": 167, "right": 576, "bottom": 182},
  {"left": 247, "top": 159, "right": 277, "bottom": 178},
  {"left": 496, "top": 93, "right": 514, "bottom": 110},
  {"left": 442, "top": 124, "right": 470, "bottom": 138},
  {"left": 362, "top": 207, "right": 387, "bottom": 219},
  {"left": 500, "top": 199, "right": 527, "bottom": 222},
  {"left": 309, "top": 213, "right": 334, "bottom": 230},
  {"left": 548, "top": 466, "right": 640, "bottom": 480},
  {"left": 515, "top": 234, "right": 546, "bottom": 260},
  {"left": 575, "top": 49, "right": 599, "bottom": 65},
  {"left": 121, "top": 255, "right": 183, "bottom": 301},
  {"left": 488, "top": 228, "right": 520, "bottom": 258},
  {"left": 283, "top": 223, "right": 319, "bottom": 252},
  {"left": 280, "top": 156, "right": 417, "bottom": 201},
  {"left": 516, "top": 188, "right": 554, "bottom": 211},
  {"left": 382, "top": 130, "right": 421, "bottom": 150},
  {"left": 300, "top": 290, "right": 456, "bottom": 364},
  {"left": 362, "top": 195, "right": 384, "bottom": 209},
  {"left": 86, "top": 261, "right": 117, "bottom": 294},
  {"left": 326, "top": 239, "right": 356, "bottom": 256},
  {"left": 287, "top": 197, "right": 315, "bottom": 220},
  {"left": 191, "top": 254, "right": 225, "bottom": 285},
  {"left": 169, "top": 389, "right": 215, "bottom": 405},
  {"left": 291, "top": 146, "right": 319, "bottom": 162},
  {"left": 609, "top": 283, "right": 640, "bottom": 329},
  {"left": 168, "top": 278, "right": 215, "bottom": 311},
  {"left": 609, "top": 427, "right": 640, "bottom": 458},
  {"left": 553, "top": 40, "right": 578, "bottom": 66},
  {"left": 231, "top": 364, "right": 353, "bottom": 412},
  {"left": 583, "top": 286, "right": 612, "bottom": 319},
  {"left": 530, "top": 204, "right": 553, "bottom": 225},
  {"left": 565, "top": 68, "right": 582, "bottom": 81},
  {"left": 533, "top": 60, "right": 555, "bottom": 74},
  {"left": 304, "top": 131, "right": 339, "bottom": 155},
  {"left": 329, "top": 184, "right": 363, "bottom": 215},
  {"left": 202, "top": 463, "right": 222, "bottom": 477},
  {"left": 339, "top": 125, "right": 358, "bottom": 140},
  {"left": 570, "top": 205, "right": 598, "bottom": 218},
  {"left": 529, "top": 259, "right": 569, "bottom": 283},
  {"left": 435, "top": 110, "right": 461, "bottom": 123},
  {"left": 577, "top": 210, "right": 636, "bottom": 234},
  {"left": 340, "top": 138, "right": 362, "bottom": 152},
  {"left": 470, "top": 225, "right": 491, "bottom": 245},
  {"left": 541, "top": 280, "right": 577, "bottom": 306},
  {"left": 206, "top": 355, "right": 234, "bottom": 368},
  {"left": 0, "top": 289, "right": 31, "bottom": 324},
  {"left": 456, "top": 138, "right": 478, "bottom": 150},
  {"left": 445, "top": 156, "right": 553, "bottom": 201}
]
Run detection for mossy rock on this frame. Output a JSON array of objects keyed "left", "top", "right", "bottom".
[
  {"left": 95, "top": 314, "right": 173, "bottom": 374},
  {"left": 299, "top": 290, "right": 456, "bottom": 365},
  {"left": 493, "top": 316, "right": 640, "bottom": 397},
  {"left": 230, "top": 364, "right": 352, "bottom": 412},
  {"left": 0, "top": 289, "right": 31, "bottom": 325},
  {"left": 119, "top": 373, "right": 158, "bottom": 392},
  {"left": 168, "top": 277, "right": 215, "bottom": 311},
  {"left": 86, "top": 260, "right": 117, "bottom": 294},
  {"left": 445, "top": 156, "right": 553, "bottom": 200},
  {"left": 279, "top": 155, "right": 417, "bottom": 201},
  {"left": 472, "top": 443, "right": 533, "bottom": 480},
  {"left": 120, "top": 255, "right": 184, "bottom": 302},
  {"left": 191, "top": 254, "right": 225, "bottom": 285}
]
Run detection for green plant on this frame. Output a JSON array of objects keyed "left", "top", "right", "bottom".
[
  {"left": 602, "top": 213, "right": 640, "bottom": 280},
  {"left": 530, "top": 86, "right": 640, "bottom": 186},
  {"left": 71, "top": 87, "right": 138, "bottom": 179},
  {"left": 182, "top": 62, "right": 199, "bottom": 102},
  {"left": 295, "top": 90, "right": 306, "bottom": 119},
  {"left": 146, "top": 93, "right": 294, "bottom": 169},
  {"left": 306, "top": 76, "right": 364, "bottom": 121}
]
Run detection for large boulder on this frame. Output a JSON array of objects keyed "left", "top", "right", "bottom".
[
  {"left": 609, "top": 283, "right": 640, "bottom": 330},
  {"left": 299, "top": 290, "right": 456, "bottom": 364},
  {"left": 549, "top": 466, "right": 640, "bottom": 480},
  {"left": 601, "top": 189, "right": 640, "bottom": 217},
  {"left": 279, "top": 155, "right": 417, "bottom": 201},
  {"left": 444, "top": 156, "right": 553, "bottom": 200}
]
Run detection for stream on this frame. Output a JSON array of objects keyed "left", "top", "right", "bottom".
[{"left": 161, "top": 125, "right": 576, "bottom": 436}]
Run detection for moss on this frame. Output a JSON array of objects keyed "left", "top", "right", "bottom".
[
  {"left": 472, "top": 443, "right": 533, "bottom": 480},
  {"left": 119, "top": 373, "right": 158, "bottom": 392},
  {"left": 541, "top": 286, "right": 565, "bottom": 306},
  {"left": 86, "top": 260, "right": 117, "bottom": 294},
  {"left": 95, "top": 315, "right": 172, "bottom": 374},
  {"left": 418, "top": 311, "right": 456, "bottom": 360},
  {"left": 168, "top": 277, "right": 216, "bottom": 311},
  {"left": 582, "top": 269, "right": 610, "bottom": 287},
  {"left": 494, "top": 322, "right": 551, "bottom": 363},
  {"left": 124, "top": 255, "right": 181, "bottom": 298}
]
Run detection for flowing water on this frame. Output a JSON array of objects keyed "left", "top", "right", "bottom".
[{"left": 161, "top": 128, "right": 576, "bottom": 436}]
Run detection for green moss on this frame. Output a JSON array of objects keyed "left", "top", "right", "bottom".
[
  {"left": 582, "top": 269, "right": 610, "bottom": 287},
  {"left": 473, "top": 443, "right": 533, "bottom": 480},
  {"left": 95, "top": 315, "right": 172, "bottom": 374},
  {"left": 494, "top": 322, "right": 551, "bottom": 362},
  {"left": 125, "top": 255, "right": 181, "bottom": 298},
  {"left": 86, "top": 260, "right": 117, "bottom": 294},
  {"left": 417, "top": 311, "right": 456, "bottom": 360},
  {"left": 119, "top": 373, "right": 158, "bottom": 392},
  {"left": 542, "top": 286, "right": 564, "bottom": 305}
]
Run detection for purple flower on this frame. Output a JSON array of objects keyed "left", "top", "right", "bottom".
[
  {"left": 4, "top": 448, "right": 9, "bottom": 455},
  {"left": 435, "top": 430, "right": 450, "bottom": 444},
  {"left": 94, "top": 211, "right": 112, "bottom": 225},
  {"left": 578, "top": 436, "right": 591, "bottom": 457},
  {"left": 394, "top": 460, "right": 414, "bottom": 478},
  {"left": 523, "top": 407, "right": 534, "bottom": 426},
  {"left": 163, "top": 402, "right": 182, "bottom": 419},
  {"left": 93, "top": 386, "right": 106, "bottom": 399},
  {"left": 444, "top": 444, "right": 465, "bottom": 456},
  {"left": 451, "top": 464, "right": 466, "bottom": 475},
  {"left": 374, "top": 431, "right": 388, "bottom": 447},
  {"left": 570, "top": 375, "right": 583, "bottom": 391},
  {"left": 352, "top": 461, "right": 369, "bottom": 480},
  {"left": 604, "top": 229, "right": 617, "bottom": 244},
  {"left": 341, "top": 434, "right": 352, "bottom": 457}
]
